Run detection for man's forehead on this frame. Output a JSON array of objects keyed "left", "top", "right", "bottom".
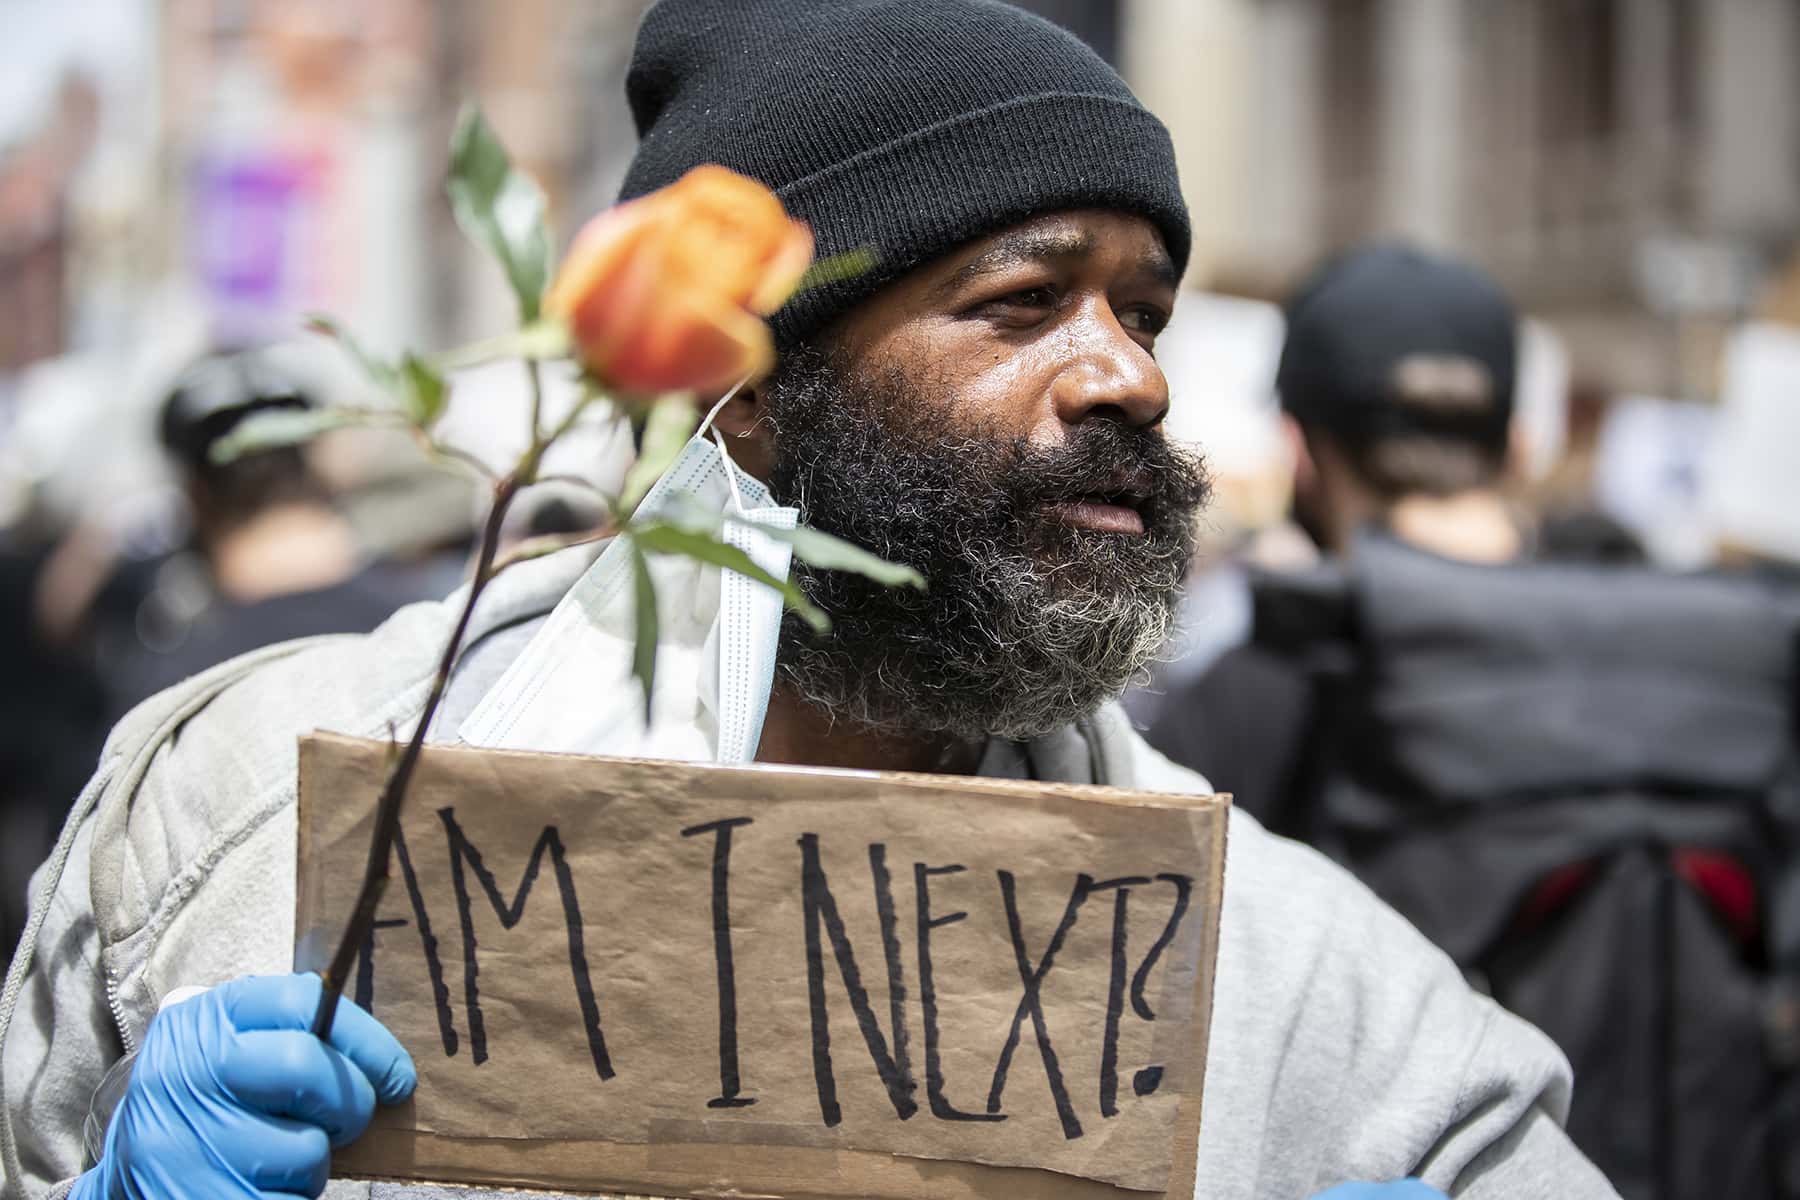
[{"left": 938, "top": 211, "right": 1177, "bottom": 290}]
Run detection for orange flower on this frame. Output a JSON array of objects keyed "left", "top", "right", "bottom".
[{"left": 545, "top": 165, "right": 814, "bottom": 396}]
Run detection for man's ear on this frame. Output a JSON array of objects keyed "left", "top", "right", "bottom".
[{"left": 709, "top": 381, "right": 775, "bottom": 486}]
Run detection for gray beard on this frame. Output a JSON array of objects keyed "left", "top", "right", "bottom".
[{"left": 762, "top": 349, "right": 1208, "bottom": 742}]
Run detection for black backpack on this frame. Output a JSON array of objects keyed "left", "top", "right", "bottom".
[{"left": 1247, "top": 536, "right": 1800, "bottom": 1200}]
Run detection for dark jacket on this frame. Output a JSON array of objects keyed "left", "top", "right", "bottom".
[{"left": 1150, "top": 535, "right": 1800, "bottom": 1198}]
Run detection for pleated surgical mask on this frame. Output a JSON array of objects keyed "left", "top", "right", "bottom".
[{"left": 459, "top": 403, "right": 797, "bottom": 765}]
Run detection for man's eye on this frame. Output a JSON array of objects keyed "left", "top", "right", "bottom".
[
  {"left": 993, "top": 286, "right": 1056, "bottom": 310},
  {"left": 1119, "top": 305, "right": 1169, "bottom": 336}
]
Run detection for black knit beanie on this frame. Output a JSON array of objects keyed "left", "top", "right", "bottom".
[{"left": 619, "top": 0, "right": 1190, "bottom": 349}]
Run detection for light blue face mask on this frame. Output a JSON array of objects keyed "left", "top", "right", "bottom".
[{"left": 459, "top": 404, "right": 799, "bottom": 765}]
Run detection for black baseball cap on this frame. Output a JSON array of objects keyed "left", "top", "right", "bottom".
[
  {"left": 1275, "top": 244, "right": 1517, "bottom": 450},
  {"left": 159, "top": 349, "right": 314, "bottom": 472}
]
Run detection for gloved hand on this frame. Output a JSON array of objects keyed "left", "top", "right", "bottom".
[
  {"left": 1310, "top": 1183, "right": 1448, "bottom": 1199},
  {"left": 70, "top": 973, "right": 415, "bottom": 1200}
]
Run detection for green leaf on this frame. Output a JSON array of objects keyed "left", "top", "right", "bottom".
[
  {"left": 754, "top": 524, "right": 925, "bottom": 590},
  {"left": 617, "top": 394, "right": 697, "bottom": 517},
  {"left": 304, "top": 314, "right": 399, "bottom": 390},
  {"left": 433, "top": 320, "right": 571, "bottom": 372},
  {"left": 794, "top": 245, "right": 879, "bottom": 294},
  {"left": 208, "top": 408, "right": 366, "bottom": 465},
  {"left": 664, "top": 493, "right": 925, "bottom": 591},
  {"left": 628, "top": 542, "right": 658, "bottom": 725},
  {"left": 446, "top": 104, "right": 553, "bottom": 322},
  {"left": 631, "top": 521, "right": 830, "bottom": 635},
  {"left": 400, "top": 354, "right": 448, "bottom": 429}
]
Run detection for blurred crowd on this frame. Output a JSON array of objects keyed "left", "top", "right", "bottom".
[
  {"left": 3, "top": 3, "right": 1799, "bottom": 1199},
  {"left": 1128, "top": 244, "right": 1799, "bottom": 1200}
]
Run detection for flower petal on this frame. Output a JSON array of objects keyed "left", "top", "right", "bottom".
[
  {"left": 608, "top": 289, "right": 773, "bottom": 396},
  {"left": 747, "top": 221, "right": 816, "bottom": 316}
]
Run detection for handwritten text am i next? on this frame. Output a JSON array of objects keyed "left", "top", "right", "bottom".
[{"left": 296, "top": 734, "right": 1226, "bottom": 1198}]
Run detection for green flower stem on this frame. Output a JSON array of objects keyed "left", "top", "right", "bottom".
[
  {"left": 411, "top": 429, "right": 498, "bottom": 483},
  {"left": 430, "top": 321, "right": 570, "bottom": 374},
  {"left": 311, "top": 372, "right": 619, "bottom": 1037},
  {"left": 528, "top": 378, "right": 605, "bottom": 479},
  {"left": 526, "top": 358, "right": 544, "bottom": 445},
  {"left": 310, "top": 472, "right": 521, "bottom": 1038},
  {"left": 490, "top": 522, "right": 617, "bottom": 575}
]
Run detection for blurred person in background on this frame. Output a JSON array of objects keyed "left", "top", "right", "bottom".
[
  {"left": 99, "top": 347, "right": 439, "bottom": 715},
  {"left": 0, "top": 530, "right": 106, "bottom": 969},
  {"left": 1532, "top": 378, "right": 1648, "bottom": 568},
  {"left": 1147, "top": 244, "right": 1799, "bottom": 1200},
  {"left": 1149, "top": 244, "right": 1527, "bottom": 819},
  {"left": 1, "top": 349, "right": 447, "bottom": 969},
  {"left": 1277, "top": 245, "right": 1525, "bottom": 567}
]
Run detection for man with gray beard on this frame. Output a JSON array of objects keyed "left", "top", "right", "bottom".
[
  {"left": 761, "top": 336, "right": 1208, "bottom": 751},
  {"left": 1, "top": 2, "right": 1616, "bottom": 1199}
]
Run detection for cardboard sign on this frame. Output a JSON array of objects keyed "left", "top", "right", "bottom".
[{"left": 295, "top": 733, "right": 1227, "bottom": 1199}]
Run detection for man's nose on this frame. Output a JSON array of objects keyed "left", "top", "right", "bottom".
[{"left": 1049, "top": 301, "right": 1169, "bottom": 429}]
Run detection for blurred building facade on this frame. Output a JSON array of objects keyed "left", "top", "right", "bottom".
[
  {"left": 152, "top": 0, "right": 651, "bottom": 354},
  {"left": 0, "top": 0, "right": 655, "bottom": 533},
  {"left": 1124, "top": 0, "right": 1800, "bottom": 398},
  {"left": 8, "top": 1, "right": 1800, "bottom": 389},
  {"left": 3, "top": 0, "right": 1797, "bottom": 555}
]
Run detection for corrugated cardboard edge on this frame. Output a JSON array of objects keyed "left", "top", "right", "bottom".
[
  {"left": 302, "top": 731, "right": 1227, "bottom": 814},
  {"left": 335, "top": 1132, "right": 1172, "bottom": 1199},
  {"left": 1167, "top": 798, "right": 1229, "bottom": 1200}
]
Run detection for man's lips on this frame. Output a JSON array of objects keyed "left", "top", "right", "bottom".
[{"left": 1047, "top": 496, "right": 1147, "bottom": 534}]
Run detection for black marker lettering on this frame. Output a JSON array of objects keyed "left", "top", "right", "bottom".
[
  {"left": 391, "top": 825, "right": 459, "bottom": 1056},
  {"left": 915, "top": 862, "right": 1003, "bottom": 1122},
  {"left": 353, "top": 918, "right": 407, "bottom": 1013},
  {"left": 985, "top": 871, "right": 1092, "bottom": 1139},
  {"left": 868, "top": 844, "right": 915, "bottom": 1107},
  {"left": 683, "top": 816, "right": 756, "bottom": 1108},
  {"left": 1106, "top": 872, "right": 1194, "bottom": 1107},
  {"left": 1099, "top": 884, "right": 1133, "bottom": 1116},
  {"left": 799, "top": 833, "right": 919, "bottom": 1125},
  {"left": 439, "top": 807, "right": 614, "bottom": 1081},
  {"left": 1131, "top": 874, "right": 1193, "bottom": 1021},
  {"left": 1075, "top": 877, "right": 1151, "bottom": 1119}
]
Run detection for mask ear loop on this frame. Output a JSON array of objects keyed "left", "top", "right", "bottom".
[
  {"left": 696, "top": 375, "right": 755, "bottom": 517},
  {"left": 712, "top": 427, "right": 750, "bottom": 517},
  {"left": 695, "top": 375, "right": 750, "bottom": 440}
]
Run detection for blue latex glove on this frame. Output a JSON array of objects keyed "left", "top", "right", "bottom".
[
  {"left": 70, "top": 973, "right": 415, "bottom": 1200},
  {"left": 1311, "top": 1184, "right": 1448, "bottom": 1199}
]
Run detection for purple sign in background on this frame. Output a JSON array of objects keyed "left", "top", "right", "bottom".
[{"left": 189, "top": 150, "right": 322, "bottom": 339}]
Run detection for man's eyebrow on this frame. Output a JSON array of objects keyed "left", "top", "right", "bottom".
[
  {"left": 1133, "top": 246, "right": 1180, "bottom": 291},
  {"left": 944, "top": 229, "right": 1096, "bottom": 289},
  {"left": 938, "top": 227, "right": 1178, "bottom": 293}
]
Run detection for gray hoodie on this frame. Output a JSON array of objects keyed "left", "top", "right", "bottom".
[{"left": 0, "top": 543, "right": 1617, "bottom": 1200}]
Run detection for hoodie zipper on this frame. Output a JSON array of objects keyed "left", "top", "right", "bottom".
[{"left": 104, "top": 968, "right": 137, "bottom": 1055}]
